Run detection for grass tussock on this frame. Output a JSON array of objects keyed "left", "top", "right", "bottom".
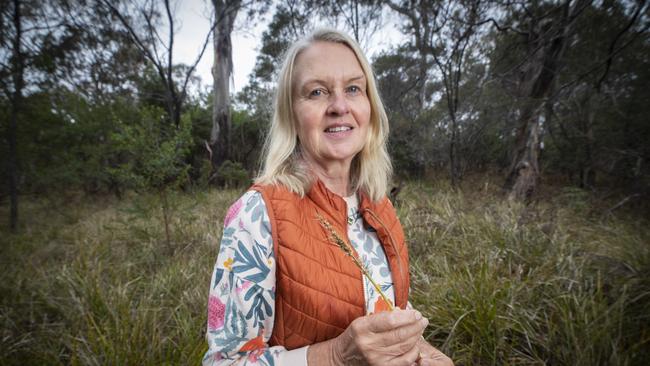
[
  {"left": 0, "top": 189, "right": 241, "bottom": 365},
  {"left": 399, "top": 180, "right": 650, "bottom": 366},
  {"left": 1, "top": 181, "right": 649, "bottom": 365}
]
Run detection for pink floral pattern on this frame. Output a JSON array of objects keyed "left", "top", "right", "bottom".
[
  {"left": 207, "top": 296, "right": 225, "bottom": 330},
  {"left": 204, "top": 191, "right": 396, "bottom": 365},
  {"left": 223, "top": 198, "right": 243, "bottom": 227},
  {"left": 236, "top": 279, "right": 252, "bottom": 294}
]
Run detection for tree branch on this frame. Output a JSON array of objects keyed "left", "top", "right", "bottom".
[{"left": 595, "top": 1, "right": 645, "bottom": 90}]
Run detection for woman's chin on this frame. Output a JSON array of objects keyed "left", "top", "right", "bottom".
[
  {"left": 319, "top": 145, "right": 362, "bottom": 161},
  {"left": 318, "top": 153, "right": 356, "bottom": 166}
]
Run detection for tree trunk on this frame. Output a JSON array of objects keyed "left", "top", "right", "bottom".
[
  {"left": 8, "top": 0, "right": 24, "bottom": 232},
  {"left": 210, "top": 0, "right": 239, "bottom": 172},
  {"left": 417, "top": 58, "right": 427, "bottom": 110},
  {"left": 505, "top": 104, "right": 542, "bottom": 201},
  {"left": 581, "top": 94, "right": 596, "bottom": 188},
  {"left": 449, "top": 116, "right": 459, "bottom": 187},
  {"left": 504, "top": 1, "right": 576, "bottom": 201}
]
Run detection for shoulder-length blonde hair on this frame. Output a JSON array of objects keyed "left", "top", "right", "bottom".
[{"left": 254, "top": 28, "right": 392, "bottom": 202}]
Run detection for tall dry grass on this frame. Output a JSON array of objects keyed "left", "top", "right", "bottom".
[
  {"left": 400, "top": 179, "right": 649, "bottom": 365},
  {"left": 1, "top": 189, "right": 240, "bottom": 365},
  {"left": 1, "top": 181, "right": 648, "bottom": 365}
]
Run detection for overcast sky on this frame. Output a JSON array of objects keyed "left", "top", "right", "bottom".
[
  {"left": 174, "top": 0, "right": 263, "bottom": 93},
  {"left": 173, "top": 1, "right": 405, "bottom": 94}
]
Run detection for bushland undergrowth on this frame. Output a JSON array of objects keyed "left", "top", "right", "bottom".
[{"left": 1, "top": 181, "right": 648, "bottom": 365}]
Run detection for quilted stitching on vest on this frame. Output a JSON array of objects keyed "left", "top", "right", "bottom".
[{"left": 252, "top": 181, "right": 410, "bottom": 350}]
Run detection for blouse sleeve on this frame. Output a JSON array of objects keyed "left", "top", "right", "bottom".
[{"left": 203, "top": 191, "right": 308, "bottom": 366}]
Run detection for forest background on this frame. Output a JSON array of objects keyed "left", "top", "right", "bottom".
[{"left": 1, "top": 0, "right": 649, "bottom": 365}]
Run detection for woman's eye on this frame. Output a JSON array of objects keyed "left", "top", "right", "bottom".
[
  {"left": 310, "top": 89, "right": 325, "bottom": 97},
  {"left": 347, "top": 85, "right": 360, "bottom": 94}
]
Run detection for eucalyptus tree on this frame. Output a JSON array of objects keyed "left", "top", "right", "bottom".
[
  {"left": 317, "top": 0, "right": 384, "bottom": 46},
  {"left": 544, "top": 0, "right": 649, "bottom": 190},
  {"left": 1, "top": 0, "right": 25, "bottom": 232},
  {"left": 489, "top": 1, "right": 591, "bottom": 200},
  {"left": 1, "top": 0, "right": 96, "bottom": 231},
  {"left": 210, "top": 0, "right": 269, "bottom": 174},
  {"left": 387, "top": 0, "right": 491, "bottom": 186},
  {"left": 99, "top": 0, "right": 212, "bottom": 127}
]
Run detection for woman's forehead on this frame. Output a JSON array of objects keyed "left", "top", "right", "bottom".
[{"left": 293, "top": 42, "right": 366, "bottom": 83}]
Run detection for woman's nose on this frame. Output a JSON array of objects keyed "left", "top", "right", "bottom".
[{"left": 326, "top": 92, "right": 350, "bottom": 116}]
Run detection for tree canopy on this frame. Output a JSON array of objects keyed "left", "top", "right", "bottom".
[{"left": 2, "top": 0, "right": 649, "bottom": 229}]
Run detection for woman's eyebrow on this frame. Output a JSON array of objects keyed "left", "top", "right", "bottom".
[
  {"left": 301, "top": 75, "right": 366, "bottom": 86},
  {"left": 301, "top": 78, "right": 327, "bottom": 87},
  {"left": 297, "top": 75, "right": 366, "bottom": 94},
  {"left": 347, "top": 75, "right": 366, "bottom": 83}
]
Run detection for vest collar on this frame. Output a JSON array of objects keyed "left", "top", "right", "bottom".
[
  {"left": 307, "top": 179, "right": 347, "bottom": 227},
  {"left": 307, "top": 179, "right": 386, "bottom": 226}
]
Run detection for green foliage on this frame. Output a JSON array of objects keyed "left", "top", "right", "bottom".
[
  {"left": 229, "top": 108, "right": 266, "bottom": 171},
  {"left": 1, "top": 180, "right": 648, "bottom": 364},
  {"left": 388, "top": 111, "right": 436, "bottom": 178},
  {"left": 486, "top": 1, "right": 650, "bottom": 190},
  {"left": 108, "top": 107, "right": 192, "bottom": 191},
  {"left": 216, "top": 160, "right": 250, "bottom": 188},
  {"left": 249, "top": 1, "right": 314, "bottom": 85},
  {"left": 0, "top": 91, "right": 122, "bottom": 194},
  {"left": 184, "top": 96, "right": 213, "bottom": 184},
  {"left": 3, "top": 0, "right": 647, "bottom": 203}
]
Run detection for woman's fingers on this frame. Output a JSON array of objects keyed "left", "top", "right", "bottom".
[
  {"left": 364, "top": 308, "right": 422, "bottom": 333},
  {"left": 416, "top": 339, "right": 454, "bottom": 366},
  {"left": 334, "top": 309, "right": 433, "bottom": 365},
  {"left": 386, "top": 342, "right": 422, "bottom": 366},
  {"left": 360, "top": 310, "right": 428, "bottom": 361},
  {"left": 378, "top": 316, "right": 428, "bottom": 349},
  {"left": 419, "top": 355, "right": 454, "bottom": 366}
]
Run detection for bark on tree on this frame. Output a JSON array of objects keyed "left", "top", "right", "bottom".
[
  {"left": 504, "top": 1, "right": 583, "bottom": 201},
  {"left": 582, "top": 103, "right": 596, "bottom": 188},
  {"left": 7, "top": 0, "right": 24, "bottom": 232},
  {"left": 507, "top": 107, "right": 543, "bottom": 201},
  {"left": 577, "top": 92, "right": 596, "bottom": 188},
  {"left": 210, "top": 0, "right": 240, "bottom": 172}
]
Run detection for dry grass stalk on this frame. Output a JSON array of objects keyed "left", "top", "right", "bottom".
[
  {"left": 318, "top": 213, "right": 425, "bottom": 361},
  {"left": 316, "top": 213, "right": 395, "bottom": 311}
]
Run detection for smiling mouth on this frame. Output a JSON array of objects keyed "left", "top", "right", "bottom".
[{"left": 324, "top": 126, "right": 353, "bottom": 133}]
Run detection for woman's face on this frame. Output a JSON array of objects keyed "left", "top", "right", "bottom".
[{"left": 292, "top": 41, "right": 371, "bottom": 171}]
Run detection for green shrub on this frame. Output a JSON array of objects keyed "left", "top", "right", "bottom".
[{"left": 216, "top": 160, "right": 250, "bottom": 188}]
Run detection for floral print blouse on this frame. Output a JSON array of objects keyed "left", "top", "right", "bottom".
[{"left": 203, "top": 190, "right": 396, "bottom": 366}]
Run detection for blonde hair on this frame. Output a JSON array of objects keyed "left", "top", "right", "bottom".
[{"left": 254, "top": 28, "right": 392, "bottom": 202}]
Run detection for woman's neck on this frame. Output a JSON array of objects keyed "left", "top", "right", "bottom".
[{"left": 304, "top": 157, "right": 353, "bottom": 197}]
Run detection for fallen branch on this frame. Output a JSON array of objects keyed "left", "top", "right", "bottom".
[{"left": 605, "top": 193, "right": 641, "bottom": 215}]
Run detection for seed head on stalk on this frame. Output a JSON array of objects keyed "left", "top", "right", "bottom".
[
  {"left": 316, "top": 213, "right": 394, "bottom": 311},
  {"left": 317, "top": 212, "right": 426, "bottom": 362}
]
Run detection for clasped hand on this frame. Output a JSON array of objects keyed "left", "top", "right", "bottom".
[{"left": 332, "top": 308, "right": 428, "bottom": 366}]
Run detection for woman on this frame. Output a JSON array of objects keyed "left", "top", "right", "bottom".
[{"left": 204, "top": 29, "right": 453, "bottom": 366}]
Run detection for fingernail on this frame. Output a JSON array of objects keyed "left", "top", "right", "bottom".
[
  {"left": 422, "top": 317, "right": 429, "bottom": 326},
  {"left": 414, "top": 311, "right": 422, "bottom": 320}
]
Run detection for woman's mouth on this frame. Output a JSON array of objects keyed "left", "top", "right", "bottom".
[{"left": 324, "top": 126, "right": 353, "bottom": 133}]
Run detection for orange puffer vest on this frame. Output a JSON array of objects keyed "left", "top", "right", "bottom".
[{"left": 251, "top": 180, "right": 410, "bottom": 350}]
